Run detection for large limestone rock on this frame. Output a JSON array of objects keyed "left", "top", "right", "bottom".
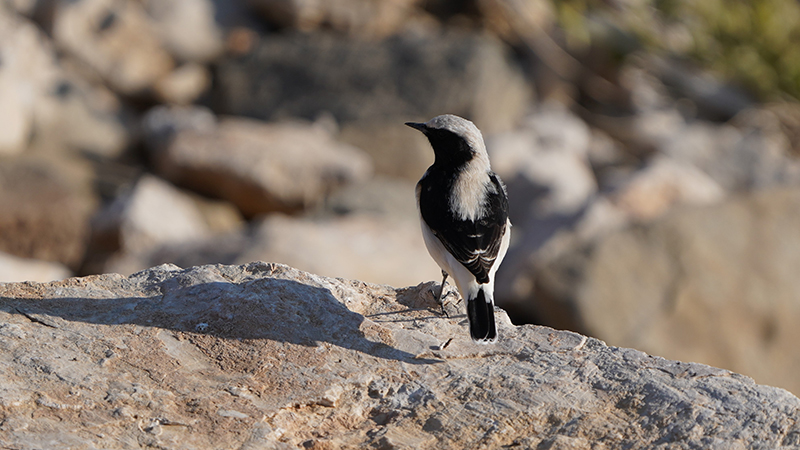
[
  {"left": 0, "top": 262, "right": 798, "bottom": 448},
  {"left": 529, "top": 187, "right": 800, "bottom": 396}
]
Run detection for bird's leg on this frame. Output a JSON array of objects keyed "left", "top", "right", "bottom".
[{"left": 435, "top": 270, "right": 449, "bottom": 317}]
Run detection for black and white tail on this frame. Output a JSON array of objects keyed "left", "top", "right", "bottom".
[{"left": 467, "top": 286, "right": 497, "bottom": 342}]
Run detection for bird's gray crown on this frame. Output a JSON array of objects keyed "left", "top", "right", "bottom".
[
  {"left": 420, "top": 114, "right": 487, "bottom": 156},
  {"left": 406, "top": 114, "right": 489, "bottom": 166}
]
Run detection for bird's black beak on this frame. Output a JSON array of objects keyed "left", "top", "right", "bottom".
[{"left": 405, "top": 122, "right": 427, "bottom": 133}]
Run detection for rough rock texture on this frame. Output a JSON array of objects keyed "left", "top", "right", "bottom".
[
  {"left": 529, "top": 187, "right": 800, "bottom": 396},
  {"left": 1, "top": 262, "right": 798, "bottom": 449},
  {"left": 144, "top": 107, "right": 373, "bottom": 217}
]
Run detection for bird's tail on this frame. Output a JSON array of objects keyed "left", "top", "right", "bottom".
[{"left": 467, "top": 286, "right": 497, "bottom": 343}]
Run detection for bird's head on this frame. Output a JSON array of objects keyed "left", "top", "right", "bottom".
[{"left": 405, "top": 114, "right": 489, "bottom": 169}]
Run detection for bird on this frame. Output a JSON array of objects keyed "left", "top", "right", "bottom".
[{"left": 406, "top": 114, "right": 511, "bottom": 343}]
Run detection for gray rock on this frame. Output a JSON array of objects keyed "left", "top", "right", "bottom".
[
  {"left": 530, "top": 187, "right": 800, "bottom": 396},
  {"left": 214, "top": 30, "right": 531, "bottom": 135},
  {"left": 144, "top": 107, "right": 374, "bottom": 217},
  {"left": 338, "top": 118, "right": 434, "bottom": 179},
  {"left": 236, "top": 213, "right": 440, "bottom": 288},
  {"left": 0, "top": 262, "right": 797, "bottom": 448}
]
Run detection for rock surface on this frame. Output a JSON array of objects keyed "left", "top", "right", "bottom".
[{"left": 0, "top": 262, "right": 798, "bottom": 449}]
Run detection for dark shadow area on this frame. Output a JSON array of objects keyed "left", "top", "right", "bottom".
[{"left": 0, "top": 276, "right": 440, "bottom": 365}]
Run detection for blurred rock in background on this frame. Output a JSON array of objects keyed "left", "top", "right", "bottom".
[{"left": 2, "top": 0, "right": 800, "bottom": 396}]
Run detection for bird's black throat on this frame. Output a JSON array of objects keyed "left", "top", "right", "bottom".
[{"left": 423, "top": 128, "right": 475, "bottom": 169}]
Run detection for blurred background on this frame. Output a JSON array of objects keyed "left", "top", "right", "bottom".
[{"left": 2, "top": 0, "right": 800, "bottom": 394}]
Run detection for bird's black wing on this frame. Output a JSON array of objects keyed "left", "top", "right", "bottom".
[{"left": 419, "top": 172, "right": 508, "bottom": 284}]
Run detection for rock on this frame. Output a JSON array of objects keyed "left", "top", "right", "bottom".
[
  {"left": 0, "top": 262, "right": 798, "bottom": 448},
  {"left": 612, "top": 156, "right": 726, "bottom": 221},
  {"left": 531, "top": 187, "right": 800, "bottom": 396},
  {"left": 141, "top": 0, "right": 224, "bottom": 63},
  {"left": 0, "top": 9, "right": 58, "bottom": 155},
  {"left": 649, "top": 56, "right": 754, "bottom": 122},
  {"left": 153, "top": 62, "right": 212, "bottom": 105},
  {"left": 144, "top": 107, "right": 374, "bottom": 217},
  {"left": 0, "top": 252, "right": 71, "bottom": 283},
  {"left": 247, "top": 0, "right": 423, "bottom": 38},
  {"left": 31, "top": 69, "right": 130, "bottom": 159},
  {"left": 51, "top": 0, "right": 174, "bottom": 96},
  {"left": 90, "top": 174, "right": 211, "bottom": 258},
  {"left": 237, "top": 213, "right": 440, "bottom": 288},
  {"left": 0, "top": 5, "right": 129, "bottom": 158},
  {"left": 338, "top": 119, "right": 434, "bottom": 179},
  {"left": 486, "top": 103, "right": 597, "bottom": 219},
  {"left": 109, "top": 210, "right": 439, "bottom": 288},
  {"left": 320, "top": 176, "right": 419, "bottom": 219},
  {"left": 214, "top": 30, "right": 531, "bottom": 135},
  {"left": 0, "top": 158, "right": 95, "bottom": 271}
]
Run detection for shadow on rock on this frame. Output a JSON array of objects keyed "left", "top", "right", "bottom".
[{"left": 1, "top": 268, "right": 439, "bottom": 365}]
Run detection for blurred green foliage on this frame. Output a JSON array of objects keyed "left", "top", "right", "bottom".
[{"left": 552, "top": 0, "right": 800, "bottom": 101}]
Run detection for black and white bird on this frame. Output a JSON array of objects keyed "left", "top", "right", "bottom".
[{"left": 406, "top": 114, "right": 511, "bottom": 343}]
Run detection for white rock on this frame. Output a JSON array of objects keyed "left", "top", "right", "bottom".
[
  {"left": 0, "top": 11, "right": 59, "bottom": 154},
  {"left": 0, "top": 252, "right": 71, "bottom": 283},
  {"left": 141, "top": 0, "right": 224, "bottom": 63},
  {"left": 237, "top": 214, "right": 440, "bottom": 288},
  {"left": 154, "top": 63, "right": 211, "bottom": 105},
  {"left": 93, "top": 175, "right": 211, "bottom": 253}
]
